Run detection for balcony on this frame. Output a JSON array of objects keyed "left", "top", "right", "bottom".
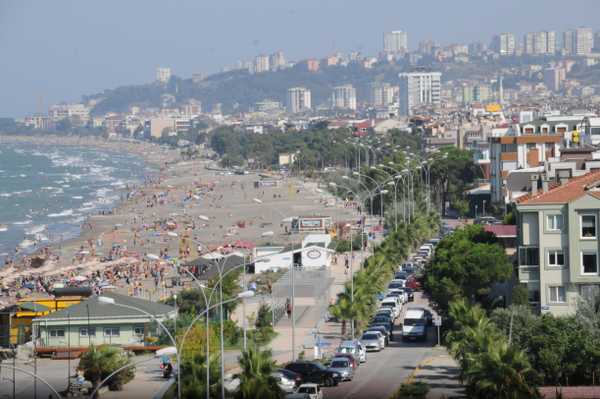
[
  {"left": 518, "top": 246, "right": 539, "bottom": 266},
  {"left": 519, "top": 266, "right": 540, "bottom": 282}
]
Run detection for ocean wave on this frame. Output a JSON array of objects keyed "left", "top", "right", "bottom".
[
  {"left": 25, "top": 225, "right": 46, "bottom": 235},
  {"left": 47, "top": 209, "right": 74, "bottom": 218},
  {"left": 72, "top": 195, "right": 83, "bottom": 199},
  {"left": 13, "top": 220, "right": 32, "bottom": 225},
  {"left": 19, "top": 239, "right": 35, "bottom": 248}
]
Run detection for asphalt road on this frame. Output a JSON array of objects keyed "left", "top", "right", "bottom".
[{"left": 323, "top": 296, "right": 439, "bottom": 399}]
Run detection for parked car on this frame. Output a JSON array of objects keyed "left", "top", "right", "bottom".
[
  {"left": 364, "top": 330, "right": 386, "bottom": 348},
  {"left": 272, "top": 368, "right": 302, "bottom": 393},
  {"left": 367, "top": 324, "right": 392, "bottom": 343},
  {"left": 405, "top": 276, "right": 422, "bottom": 290},
  {"left": 408, "top": 306, "right": 434, "bottom": 325},
  {"left": 375, "top": 307, "right": 395, "bottom": 320},
  {"left": 284, "top": 361, "right": 341, "bottom": 386},
  {"left": 337, "top": 340, "right": 366, "bottom": 363},
  {"left": 332, "top": 352, "right": 359, "bottom": 369},
  {"left": 328, "top": 357, "right": 354, "bottom": 381},
  {"left": 394, "top": 271, "right": 408, "bottom": 280},
  {"left": 360, "top": 331, "right": 383, "bottom": 351},
  {"left": 387, "top": 289, "right": 406, "bottom": 304},
  {"left": 297, "top": 383, "right": 323, "bottom": 399},
  {"left": 371, "top": 315, "right": 394, "bottom": 331},
  {"left": 403, "top": 287, "right": 415, "bottom": 302},
  {"left": 380, "top": 297, "right": 400, "bottom": 318}
]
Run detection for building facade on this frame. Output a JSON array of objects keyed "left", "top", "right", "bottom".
[
  {"left": 493, "top": 33, "right": 516, "bottom": 56},
  {"left": 383, "top": 31, "right": 408, "bottom": 54},
  {"left": 516, "top": 171, "right": 600, "bottom": 315},
  {"left": 287, "top": 87, "right": 312, "bottom": 114},
  {"left": 398, "top": 71, "right": 442, "bottom": 116},
  {"left": 331, "top": 84, "right": 357, "bottom": 110},
  {"left": 156, "top": 67, "right": 171, "bottom": 84}
]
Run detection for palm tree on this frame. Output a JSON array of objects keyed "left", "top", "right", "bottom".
[
  {"left": 463, "top": 341, "right": 540, "bottom": 399},
  {"left": 235, "top": 346, "right": 283, "bottom": 399},
  {"left": 329, "top": 293, "right": 357, "bottom": 337},
  {"left": 79, "top": 345, "right": 134, "bottom": 396}
]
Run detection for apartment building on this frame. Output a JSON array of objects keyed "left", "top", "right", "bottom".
[
  {"left": 254, "top": 55, "right": 270, "bottom": 73},
  {"left": 490, "top": 119, "right": 573, "bottom": 204},
  {"left": 331, "top": 84, "right": 357, "bottom": 110},
  {"left": 398, "top": 71, "right": 442, "bottom": 116},
  {"left": 156, "top": 67, "right": 171, "bottom": 84},
  {"left": 492, "top": 33, "right": 516, "bottom": 56},
  {"left": 516, "top": 170, "right": 600, "bottom": 315},
  {"left": 287, "top": 87, "right": 311, "bottom": 114},
  {"left": 383, "top": 30, "right": 408, "bottom": 54}
]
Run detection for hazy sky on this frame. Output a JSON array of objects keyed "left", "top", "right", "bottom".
[{"left": 1, "top": 0, "right": 599, "bottom": 117}]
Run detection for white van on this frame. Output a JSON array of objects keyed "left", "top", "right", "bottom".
[
  {"left": 418, "top": 245, "right": 433, "bottom": 258},
  {"left": 380, "top": 297, "right": 401, "bottom": 319},
  {"left": 402, "top": 308, "right": 428, "bottom": 341}
]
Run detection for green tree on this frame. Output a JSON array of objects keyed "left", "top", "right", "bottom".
[
  {"left": 79, "top": 345, "right": 135, "bottom": 393},
  {"left": 235, "top": 346, "right": 283, "bottom": 399},
  {"left": 424, "top": 225, "right": 512, "bottom": 315}
]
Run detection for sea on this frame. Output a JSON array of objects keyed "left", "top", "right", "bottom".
[{"left": 0, "top": 142, "right": 150, "bottom": 264}]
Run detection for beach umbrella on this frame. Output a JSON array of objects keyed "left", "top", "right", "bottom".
[
  {"left": 261, "top": 231, "right": 274, "bottom": 237},
  {"left": 79, "top": 250, "right": 90, "bottom": 255},
  {"left": 72, "top": 275, "right": 88, "bottom": 282},
  {"left": 147, "top": 253, "right": 160, "bottom": 260},
  {"left": 199, "top": 215, "right": 210, "bottom": 221},
  {"left": 252, "top": 198, "right": 263, "bottom": 204},
  {"left": 167, "top": 232, "right": 178, "bottom": 237}
]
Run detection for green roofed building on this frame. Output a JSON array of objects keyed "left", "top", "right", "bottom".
[{"left": 32, "top": 292, "right": 176, "bottom": 349}]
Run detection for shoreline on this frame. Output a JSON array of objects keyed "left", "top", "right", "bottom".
[
  {"left": 0, "top": 135, "right": 180, "bottom": 274},
  {"left": 0, "top": 134, "right": 180, "bottom": 168}
]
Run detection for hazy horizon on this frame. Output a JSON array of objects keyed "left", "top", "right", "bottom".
[{"left": 1, "top": 0, "right": 599, "bottom": 117}]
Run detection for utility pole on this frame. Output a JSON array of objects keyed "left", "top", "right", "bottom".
[{"left": 291, "top": 255, "right": 296, "bottom": 361}]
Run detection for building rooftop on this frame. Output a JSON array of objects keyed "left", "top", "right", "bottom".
[
  {"left": 517, "top": 170, "right": 600, "bottom": 205},
  {"left": 34, "top": 292, "right": 174, "bottom": 321}
]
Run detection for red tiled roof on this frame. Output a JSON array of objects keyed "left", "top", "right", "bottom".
[
  {"left": 517, "top": 170, "right": 600, "bottom": 205},
  {"left": 483, "top": 224, "right": 517, "bottom": 237},
  {"left": 540, "top": 386, "right": 600, "bottom": 398}
]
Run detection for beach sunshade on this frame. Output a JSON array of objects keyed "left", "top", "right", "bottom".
[
  {"left": 252, "top": 198, "right": 263, "bottom": 204},
  {"left": 79, "top": 250, "right": 90, "bottom": 255},
  {"left": 167, "top": 232, "right": 178, "bottom": 237},
  {"left": 147, "top": 254, "right": 160, "bottom": 260},
  {"left": 72, "top": 275, "right": 88, "bottom": 282},
  {"left": 199, "top": 215, "right": 210, "bottom": 221},
  {"left": 261, "top": 231, "right": 274, "bottom": 237}
]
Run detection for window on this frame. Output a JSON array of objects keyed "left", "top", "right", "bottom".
[
  {"left": 549, "top": 286, "right": 566, "bottom": 303},
  {"left": 104, "top": 327, "right": 120, "bottom": 337},
  {"left": 580, "top": 284, "right": 600, "bottom": 301},
  {"left": 133, "top": 326, "right": 144, "bottom": 336},
  {"left": 547, "top": 215, "right": 563, "bottom": 231},
  {"left": 80, "top": 327, "right": 96, "bottom": 337},
  {"left": 582, "top": 251, "right": 598, "bottom": 275},
  {"left": 519, "top": 247, "right": 539, "bottom": 266},
  {"left": 581, "top": 215, "right": 597, "bottom": 238},
  {"left": 49, "top": 329, "right": 65, "bottom": 338},
  {"left": 548, "top": 250, "right": 565, "bottom": 267}
]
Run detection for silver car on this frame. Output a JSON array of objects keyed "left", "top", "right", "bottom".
[
  {"left": 328, "top": 357, "right": 354, "bottom": 381},
  {"left": 360, "top": 332, "right": 382, "bottom": 351}
]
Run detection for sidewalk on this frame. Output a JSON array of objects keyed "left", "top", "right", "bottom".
[{"left": 409, "top": 347, "right": 465, "bottom": 399}]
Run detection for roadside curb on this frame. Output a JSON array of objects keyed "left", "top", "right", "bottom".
[{"left": 153, "top": 377, "right": 175, "bottom": 399}]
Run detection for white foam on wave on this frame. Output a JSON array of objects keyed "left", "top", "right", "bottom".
[
  {"left": 13, "top": 220, "right": 32, "bottom": 225},
  {"left": 25, "top": 225, "right": 46, "bottom": 235},
  {"left": 72, "top": 195, "right": 83, "bottom": 200},
  {"left": 47, "top": 209, "right": 74, "bottom": 218},
  {"left": 19, "top": 239, "right": 35, "bottom": 248}
]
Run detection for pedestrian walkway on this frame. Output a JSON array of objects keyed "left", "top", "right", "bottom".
[{"left": 409, "top": 347, "right": 465, "bottom": 399}]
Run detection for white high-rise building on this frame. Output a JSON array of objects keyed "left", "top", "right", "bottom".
[
  {"left": 524, "top": 31, "right": 557, "bottom": 55},
  {"left": 269, "top": 51, "right": 286, "bottom": 70},
  {"left": 254, "top": 55, "right": 270, "bottom": 73},
  {"left": 575, "top": 27, "right": 594, "bottom": 55},
  {"left": 564, "top": 30, "right": 575, "bottom": 55},
  {"left": 493, "top": 33, "right": 516, "bottom": 56},
  {"left": 383, "top": 31, "right": 408, "bottom": 54},
  {"left": 331, "top": 85, "right": 357, "bottom": 110},
  {"left": 287, "top": 87, "right": 312, "bottom": 114},
  {"left": 371, "top": 83, "right": 398, "bottom": 107},
  {"left": 156, "top": 67, "right": 172, "bottom": 84},
  {"left": 398, "top": 71, "right": 442, "bottom": 116}
]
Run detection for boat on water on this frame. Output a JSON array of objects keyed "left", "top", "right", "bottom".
[{"left": 0, "top": 224, "right": 8, "bottom": 232}]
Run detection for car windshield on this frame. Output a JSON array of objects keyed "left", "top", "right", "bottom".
[
  {"left": 404, "top": 318, "right": 426, "bottom": 326},
  {"left": 389, "top": 283, "right": 402, "bottom": 288},
  {"left": 381, "top": 302, "right": 394, "bottom": 308},
  {"left": 362, "top": 334, "right": 378, "bottom": 340},
  {"left": 330, "top": 360, "right": 348, "bottom": 368},
  {"left": 298, "top": 387, "right": 317, "bottom": 393}
]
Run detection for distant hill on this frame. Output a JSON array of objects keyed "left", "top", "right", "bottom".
[{"left": 84, "top": 62, "right": 410, "bottom": 115}]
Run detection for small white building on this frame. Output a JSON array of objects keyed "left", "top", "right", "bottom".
[{"left": 251, "top": 234, "right": 333, "bottom": 273}]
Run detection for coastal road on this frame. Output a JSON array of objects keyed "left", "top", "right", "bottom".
[{"left": 323, "top": 295, "right": 438, "bottom": 399}]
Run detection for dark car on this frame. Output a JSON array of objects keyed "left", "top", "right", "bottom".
[
  {"left": 284, "top": 361, "right": 342, "bottom": 387},
  {"left": 388, "top": 282, "right": 404, "bottom": 290},
  {"left": 371, "top": 315, "right": 393, "bottom": 329},
  {"left": 394, "top": 271, "right": 408, "bottom": 280},
  {"left": 368, "top": 322, "right": 393, "bottom": 340},
  {"left": 403, "top": 287, "right": 415, "bottom": 302}
]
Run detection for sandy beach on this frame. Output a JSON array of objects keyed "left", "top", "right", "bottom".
[{"left": 0, "top": 135, "right": 357, "bottom": 306}]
